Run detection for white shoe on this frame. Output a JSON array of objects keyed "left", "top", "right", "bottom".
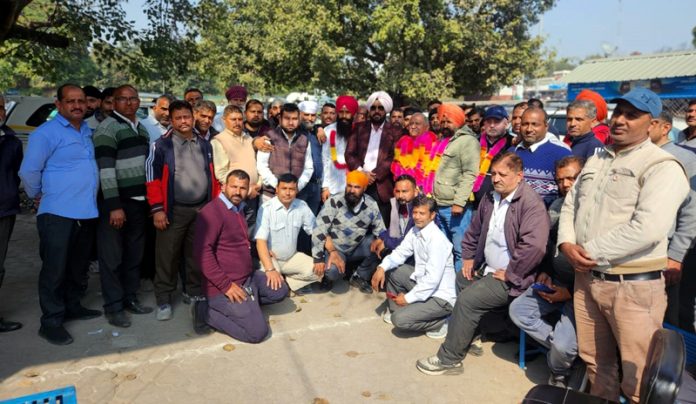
[
  {"left": 383, "top": 311, "right": 393, "bottom": 325},
  {"left": 156, "top": 304, "right": 172, "bottom": 321},
  {"left": 426, "top": 321, "right": 448, "bottom": 339}
]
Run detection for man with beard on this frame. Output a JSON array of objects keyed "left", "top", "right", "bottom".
[
  {"left": 184, "top": 88, "right": 203, "bottom": 107},
  {"left": 471, "top": 106, "right": 515, "bottom": 208},
  {"left": 143, "top": 94, "right": 175, "bottom": 144},
  {"left": 243, "top": 99, "right": 271, "bottom": 139},
  {"left": 322, "top": 95, "right": 359, "bottom": 201},
  {"left": 193, "top": 100, "right": 219, "bottom": 141},
  {"left": 346, "top": 91, "right": 402, "bottom": 224},
  {"left": 83, "top": 85, "right": 102, "bottom": 120},
  {"left": 267, "top": 99, "right": 284, "bottom": 128},
  {"left": 297, "top": 100, "right": 323, "bottom": 215},
  {"left": 225, "top": 85, "right": 247, "bottom": 109},
  {"left": 320, "top": 103, "right": 337, "bottom": 127},
  {"left": 257, "top": 103, "right": 313, "bottom": 202},
  {"left": 390, "top": 109, "right": 405, "bottom": 128},
  {"left": 312, "top": 170, "right": 385, "bottom": 291},
  {"left": 146, "top": 100, "right": 219, "bottom": 327},
  {"left": 432, "top": 104, "right": 480, "bottom": 272},
  {"left": 20, "top": 84, "right": 102, "bottom": 345},
  {"left": 194, "top": 169, "right": 288, "bottom": 343},
  {"left": 86, "top": 87, "right": 115, "bottom": 130}
]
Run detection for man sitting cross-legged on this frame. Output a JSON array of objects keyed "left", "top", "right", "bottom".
[
  {"left": 194, "top": 169, "right": 289, "bottom": 343},
  {"left": 255, "top": 173, "right": 323, "bottom": 296},
  {"left": 371, "top": 194, "right": 456, "bottom": 337}
]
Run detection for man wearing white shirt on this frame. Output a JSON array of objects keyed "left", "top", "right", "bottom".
[
  {"left": 142, "top": 94, "right": 174, "bottom": 144},
  {"left": 417, "top": 152, "right": 549, "bottom": 375},
  {"left": 256, "top": 103, "right": 313, "bottom": 202},
  {"left": 371, "top": 195, "right": 456, "bottom": 336},
  {"left": 255, "top": 173, "right": 322, "bottom": 295}
]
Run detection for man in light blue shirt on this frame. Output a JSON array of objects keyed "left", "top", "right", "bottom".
[
  {"left": 255, "top": 173, "right": 321, "bottom": 295},
  {"left": 371, "top": 194, "right": 456, "bottom": 336},
  {"left": 19, "top": 84, "right": 102, "bottom": 346}
]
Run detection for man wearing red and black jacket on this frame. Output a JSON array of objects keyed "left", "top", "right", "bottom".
[{"left": 145, "top": 100, "right": 220, "bottom": 326}]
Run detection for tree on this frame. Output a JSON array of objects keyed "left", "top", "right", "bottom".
[{"left": 194, "top": 0, "right": 556, "bottom": 104}]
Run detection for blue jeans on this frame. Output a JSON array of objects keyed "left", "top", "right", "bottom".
[
  {"left": 509, "top": 287, "right": 578, "bottom": 376},
  {"left": 437, "top": 205, "right": 473, "bottom": 272}
]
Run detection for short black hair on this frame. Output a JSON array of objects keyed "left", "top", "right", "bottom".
[
  {"left": 102, "top": 87, "right": 116, "bottom": 98},
  {"left": 169, "top": 100, "right": 193, "bottom": 116},
  {"left": 427, "top": 100, "right": 442, "bottom": 109},
  {"left": 688, "top": 99, "right": 696, "bottom": 107},
  {"left": 467, "top": 107, "right": 485, "bottom": 118},
  {"left": 82, "top": 85, "right": 102, "bottom": 99},
  {"left": 226, "top": 169, "right": 250, "bottom": 183},
  {"left": 245, "top": 99, "right": 263, "bottom": 110},
  {"left": 523, "top": 106, "right": 549, "bottom": 123},
  {"left": 395, "top": 174, "right": 417, "bottom": 188},
  {"left": 184, "top": 87, "right": 203, "bottom": 98},
  {"left": 322, "top": 103, "right": 336, "bottom": 110},
  {"left": 281, "top": 103, "right": 300, "bottom": 117},
  {"left": 527, "top": 98, "right": 544, "bottom": 109},
  {"left": 57, "top": 83, "right": 82, "bottom": 101},
  {"left": 277, "top": 173, "right": 299, "bottom": 185},
  {"left": 491, "top": 151, "right": 523, "bottom": 173},
  {"left": 555, "top": 155, "right": 585, "bottom": 171},
  {"left": 513, "top": 101, "right": 528, "bottom": 111},
  {"left": 403, "top": 106, "right": 420, "bottom": 117},
  {"left": 412, "top": 194, "right": 436, "bottom": 213}
]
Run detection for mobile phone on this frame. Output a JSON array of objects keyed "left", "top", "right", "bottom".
[
  {"left": 386, "top": 292, "right": 397, "bottom": 300},
  {"left": 531, "top": 283, "right": 555, "bottom": 294}
]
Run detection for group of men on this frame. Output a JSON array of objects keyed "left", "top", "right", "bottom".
[{"left": 2, "top": 80, "right": 696, "bottom": 403}]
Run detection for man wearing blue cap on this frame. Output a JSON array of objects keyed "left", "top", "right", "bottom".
[{"left": 558, "top": 87, "right": 689, "bottom": 402}]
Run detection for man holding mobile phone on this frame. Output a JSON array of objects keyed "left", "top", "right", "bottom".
[{"left": 509, "top": 155, "right": 585, "bottom": 388}]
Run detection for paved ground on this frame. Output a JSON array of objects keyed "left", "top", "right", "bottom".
[{"left": 0, "top": 213, "right": 547, "bottom": 403}]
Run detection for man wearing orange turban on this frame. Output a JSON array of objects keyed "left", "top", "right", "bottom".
[
  {"left": 432, "top": 104, "right": 480, "bottom": 272},
  {"left": 311, "top": 169, "right": 386, "bottom": 293}
]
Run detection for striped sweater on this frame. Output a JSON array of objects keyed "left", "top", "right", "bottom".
[{"left": 93, "top": 113, "right": 150, "bottom": 211}]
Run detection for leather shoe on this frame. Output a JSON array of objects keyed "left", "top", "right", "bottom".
[
  {"left": 106, "top": 311, "right": 131, "bottom": 328},
  {"left": 349, "top": 275, "right": 373, "bottom": 294},
  {"left": 124, "top": 299, "right": 154, "bottom": 315},
  {"left": 65, "top": 306, "right": 102, "bottom": 321},
  {"left": 0, "top": 318, "right": 22, "bottom": 332},
  {"left": 39, "top": 325, "right": 73, "bottom": 345}
]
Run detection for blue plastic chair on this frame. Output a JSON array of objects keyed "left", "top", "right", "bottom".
[{"left": 0, "top": 385, "right": 77, "bottom": 404}]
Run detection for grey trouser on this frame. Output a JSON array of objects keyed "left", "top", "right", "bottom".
[{"left": 386, "top": 264, "right": 452, "bottom": 332}]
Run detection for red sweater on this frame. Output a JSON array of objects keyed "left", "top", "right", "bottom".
[{"left": 193, "top": 197, "right": 252, "bottom": 298}]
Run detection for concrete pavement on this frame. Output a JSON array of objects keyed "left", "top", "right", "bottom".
[{"left": 0, "top": 213, "right": 547, "bottom": 403}]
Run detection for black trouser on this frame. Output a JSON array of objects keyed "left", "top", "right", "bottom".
[
  {"left": 37, "top": 214, "right": 96, "bottom": 327},
  {"left": 437, "top": 272, "right": 511, "bottom": 364},
  {"left": 0, "top": 214, "right": 16, "bottom": 291},
  {"left": 365, "top": 183, "right": 391, "bottom": 227},
  {"left": 140, "top": 217, "right": 157, "bottom": 280},
  {"left": 97, "top": 199, "right": 148, "bottom": 313},
  {"left": 154, "top": 204, "right": 202, "bottom": 306}
]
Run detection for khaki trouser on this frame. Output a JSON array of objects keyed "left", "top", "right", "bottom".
[
  {"left": 574, "top": 271, "right": 666, "bottom": 403},
  {"left": 269, "top": 252, "right": 319, "bottom": 291}
]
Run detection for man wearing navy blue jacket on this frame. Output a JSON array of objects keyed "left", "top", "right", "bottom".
[
  {"left": 566, "top": 100, "right": 604, "bottom": 160},
  {"left": 0, "top": 94, "right": 23, "bottom": 333}
]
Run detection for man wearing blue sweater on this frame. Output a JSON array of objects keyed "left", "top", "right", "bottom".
[
  {"left": 511, "top": 108, "right": 572, "bottom": 207},
  {"left": 566, "top": 100, "right": 604, "bottom": 160}
]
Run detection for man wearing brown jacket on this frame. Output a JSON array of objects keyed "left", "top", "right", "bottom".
[{"left": 416, "top": 152, "right": 549, "bottom": 375}]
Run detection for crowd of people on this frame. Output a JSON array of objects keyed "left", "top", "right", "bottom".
[{"left": 1, "top": 81, "right": 696, "bottom": 403}]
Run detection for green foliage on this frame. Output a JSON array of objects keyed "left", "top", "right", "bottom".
[{"left": 193, "top": 0, "right": 555, "bottom": 105}]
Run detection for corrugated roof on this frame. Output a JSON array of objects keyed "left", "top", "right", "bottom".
[{"left": 564, "top": 51, "right": 696, "bottom": 84}]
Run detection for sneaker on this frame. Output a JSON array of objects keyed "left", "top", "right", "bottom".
[
  {"left": 39, "top": 325, "right": 74, "bottom": 345},
  {"left": 349, "top": 275, "right": 373, "bottom": 294},
  {"left": 124, "top": 299, "right": 154, "bottom": 315},
  {"left": 156, "top": 304, "right": 172, "bottom": 321},
  {"left": 383, "top": 310, "right": 393, "bottom": 325},
  {"left": 426, "top": 321, "right": 448, "bottom": 339},
  {"left": 106, "top": 311, "right": 131, "bottom": 328},
  {"left": 468, "top": 338, "right": 484, "bottom": 357},
  {"left": 416, "top": 355, "right": 463, "bottom": 376},
  {"left": 548, "top": 373, "right": 569, "bottom": 389},
  {"left": 318, "top": 277, "right": 334, "bottom": 292}
]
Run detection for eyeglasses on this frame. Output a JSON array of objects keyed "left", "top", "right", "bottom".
[
  {"left": 370, "top": 105, "right": 385, "bottom": 111},
  {"left": 115, "top": 97, "right": 140, "bottom": 104}
]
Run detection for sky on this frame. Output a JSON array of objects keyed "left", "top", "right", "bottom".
[
  {"left": 124, "top": 0, "right": 695, "bottom": 61},
  {"left": 533, "top": 0, "right": 694, "bottom": 60}
]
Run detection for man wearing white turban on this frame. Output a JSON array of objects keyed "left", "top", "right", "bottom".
[{"left": 346, "top": 91, "right": 402, "bottom": 229}]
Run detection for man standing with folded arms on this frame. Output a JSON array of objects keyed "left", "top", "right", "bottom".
[
  {"left": 558, "top": 88, "right": 689, "bottom": 403},
  {"left": 20, "top": 84, "right": 102, "bottom": 345}
]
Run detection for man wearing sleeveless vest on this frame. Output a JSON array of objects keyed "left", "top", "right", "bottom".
[{"left": 558, "top": 88, "right": 689, "bottom": 403}]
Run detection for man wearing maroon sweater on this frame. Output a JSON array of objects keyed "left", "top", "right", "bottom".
[{"left": 193, "top": 169, "right": 289, "bottom": 343}]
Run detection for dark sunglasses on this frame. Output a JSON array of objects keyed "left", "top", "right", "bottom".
[{"left": 370, "top": 105, "right": 385, "bottom": 111}]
